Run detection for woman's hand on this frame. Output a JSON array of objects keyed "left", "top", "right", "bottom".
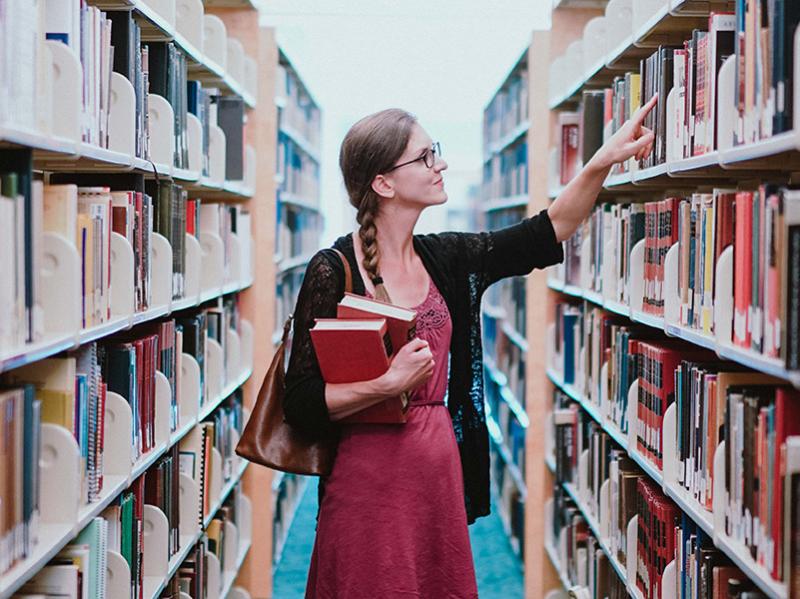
[
  {"left": 588, "top": 94, "right": 658, "bottom": 172},
  {"left": 379, "top": 337, "right": 434, "bottom": 396}
]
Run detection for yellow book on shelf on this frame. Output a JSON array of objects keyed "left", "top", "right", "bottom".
[
  {"left": 38, "top": 389, "right": 76, "bottom": 434},
  {"left": 628, "top": 73, "right": 641, "bottom": 118},
  {"left": 4, "top": 357, "right": 77, "bottom": 434}
]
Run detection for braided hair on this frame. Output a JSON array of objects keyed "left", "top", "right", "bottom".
[{"left": 339, "top": 108, "right": 418, "bottom": 303}]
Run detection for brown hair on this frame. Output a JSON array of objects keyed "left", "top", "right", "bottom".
[{"left": 339, "top": 108, "right": 417, "bottom": 303}]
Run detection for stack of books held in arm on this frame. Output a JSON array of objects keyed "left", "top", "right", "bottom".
[{"left": 310, "top": 293, "right": 417, "bottom": 424}]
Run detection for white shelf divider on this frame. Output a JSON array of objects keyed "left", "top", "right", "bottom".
[
  {"left": 150, "top": 232, "right": 174, "bottom": 313},
  {"left": 110, "top": 232, "right": 136, "bottom": 320},
  {"left": 208, "top": 123, "right": 227, "bottom": 185},
  {"left": 40, "top": 232, "right": 82, "bottom": 340},
  {"left": 47, "top": 40, "right": 82, "bottom": 143},
  {"left": 176, "top": 0, "right": 203, "bottom": 49},
  {"left": 106, "top": 550, "right": 132, "bottom": 599},
  {"left": 109, "top": 72, "right": 137, "bottom": 156},
  {"left": 147, "top": 93, "right": 175, "bottom": 172},
  {"left": 203, "top": 15, "right": 228, "bottom": 70}
]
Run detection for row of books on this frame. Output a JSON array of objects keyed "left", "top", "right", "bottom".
[
  {"left": 275, "top": 203, "right": 323, "bottom": 263},
  {"left": 0, "top": 299, "right": 247, "bottom": 574},
  {"left": 276, "top": 136, "right": 321, "bottom": 202},
  {"left": 180, "top": 393, "right": 244, "bottom": 525},
  {"left": 482, "top": 140, "right": 528, "bottom": 201},
  {"left": 556, "top": 100, "right": 604, "bottom": 185},
  {"left": 556, "top": 186, "right": 800, "bottom": 369},
  {"left": 550, "top": 299, "right": 800, "bottom": 588},
  {"left": 489, "top": 274, "right": 526, "bottom": 344},
  {"left": 276, "top": 62, "right": 321, "bottom": 152},
  {"left": 272, "top": 473, "right": 305, "bottom": 564},
  {"left": 555, "top": 7, "right": 800, "bottom": 182},
  {"left": 0, "top": 2, "right": 249, "bottom": 175},
  {"left": 483, "top": 66, "right": 529, "bottom": 150},
  {"left": 549, "top": 486, "right": 628, "bottom": 599},
  {"left": 488, "top": 441, "right": 526, "bottom": 561},
  {"left": 485, "top": 371, "right": 526, "bottom": 472},
  {"left": 0, "top": 156, "right": 253, "bottom": 351},
  {"left": 482, "top": 313, "right": 526, "bottom": 407},
  {"left": 0, "top": 362, "right": 245, "bottom": 585},
  {"left": 275, "top": 269, "right": 304, "bottom": 340},
  {"left": 12, "top": 472, "right": 249, "bottom": 599},
  {"left": 549, "top": 396, "right": 778, "bottom": 599}
]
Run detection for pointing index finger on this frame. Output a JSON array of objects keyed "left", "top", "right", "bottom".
[{"left": 634, "top": 93, "right": 659, "bottom": 125}]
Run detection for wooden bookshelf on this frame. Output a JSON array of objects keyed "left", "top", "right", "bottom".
[
  {"left": 270, "top": 49, "right": 324, "bottom": 572},
  {"left": 0, "top": 0, "right": 275, "bottom": 597},
  {"left": 538, "top": 2, "right": 800, "bottom": 599}
]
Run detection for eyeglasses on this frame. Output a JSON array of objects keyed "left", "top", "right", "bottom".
[{"left": 383, "top": 142, "right": 441, "bottom": 173}]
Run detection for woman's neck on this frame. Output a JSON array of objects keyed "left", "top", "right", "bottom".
[{"left": 371, "top": 205, "right": 420, "bottom": 266}]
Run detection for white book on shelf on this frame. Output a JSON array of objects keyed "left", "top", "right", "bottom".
[
  {"left": 0, "top": 194, "right": 19, "bottom": 348},
  {"left": 43, "top": 0, "right": 80, "bottom": 54},
  {"left": 56, "top": 543, "right": 90, "bottom": 599},
  {"left": 19, "top": 563, "right": 79, "bottom": 599}
]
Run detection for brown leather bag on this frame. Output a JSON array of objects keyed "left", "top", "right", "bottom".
[{"left": 234, "top": 249, "right": 352, "bottom": 476}]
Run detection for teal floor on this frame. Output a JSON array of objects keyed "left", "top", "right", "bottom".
[{"left": 272, "top": 478, "right": 524, "bottom": 598}]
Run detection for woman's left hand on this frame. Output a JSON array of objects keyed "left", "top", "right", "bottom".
[{"left": 588, "top": 94, "right": 658, "bottom": 171}]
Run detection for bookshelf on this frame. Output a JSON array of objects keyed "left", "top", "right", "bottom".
[
  {"left": 537, "top": 2, "right": 800, "bottom": 599},
  {"left": 480, "top": 48, "right": 531, "bottom": 567},
  {"left": 0, "top": 0, "right": 274, "bottom": 597},
  {"left": 271, "top": 50, "right": 323, "bottom": 568}
]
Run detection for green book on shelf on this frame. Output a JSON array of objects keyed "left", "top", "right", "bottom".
[{"left": 120, "top": 492, "right": 134, "bottom": 579}]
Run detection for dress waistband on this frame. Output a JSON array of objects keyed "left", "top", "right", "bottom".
[{"left": 409, "top": 400, "right": 446, "bottom": 407}]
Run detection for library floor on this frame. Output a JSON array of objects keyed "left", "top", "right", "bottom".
[{"left": 273, "top": 478, "right": 524, "bottom": 598}]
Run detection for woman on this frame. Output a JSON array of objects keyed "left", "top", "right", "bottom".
[{"left": 283, "top": 97, "right": 657, "bottom": 598}]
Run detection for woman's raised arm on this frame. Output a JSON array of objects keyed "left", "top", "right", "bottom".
[{"left": 547, "top": 94, "right": 659, "bottom": 243}]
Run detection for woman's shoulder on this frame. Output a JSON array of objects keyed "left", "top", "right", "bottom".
[{"left": 413, "top": 229, "right": 488, "bottom": 256}]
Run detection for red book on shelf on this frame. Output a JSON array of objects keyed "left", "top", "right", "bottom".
[
  {"left": 772, "top": 388, "right": 800, "bottom": 579},
  {"left": 559, "top": 112, "right": 580, "bottom": 185},
  {"left": 734, "top": 191, "right": 753, "bottom": 347},
  {"left": 310, "top": 318, "right": 407, "bottom": 424},
  {"left": 336, "top": 292, "right": 417, "bottom": 357},
  {"left": 714, "top": 190, "right": 736, "bottom": 259},
  {"left": 186, "top": 199, "right": 196, "bottom": 236}
]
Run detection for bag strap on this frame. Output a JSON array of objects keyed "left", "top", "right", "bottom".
[
  {"left": 332, "top": 248, "right": 353, "bottom": 294},
  {"left": 280, "top": 248, "right": 354, "bottom": 345}
]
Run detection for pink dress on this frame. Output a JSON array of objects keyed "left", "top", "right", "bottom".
[{"left": 305, "top": 278, "right": 479, "bottom": 599}]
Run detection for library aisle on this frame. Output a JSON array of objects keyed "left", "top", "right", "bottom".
[
  {"left": 273, "top": 479, "right": 525, "bottom": 599},
  {"left": 5, "top": 0, "right": 800, "bottom": 597}
]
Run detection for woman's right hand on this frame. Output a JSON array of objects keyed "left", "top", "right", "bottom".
[{"left": 380, "top": 337, "right": 434, "bottom": 396}]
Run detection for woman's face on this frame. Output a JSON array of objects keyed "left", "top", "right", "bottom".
[{"left": 379, "top": 124, "right": 448, "bottom": 207}]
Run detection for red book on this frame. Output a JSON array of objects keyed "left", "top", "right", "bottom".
[
  {"left": 337, "top": 292, "right": 417, "bottom": 357},
  {"left": 734, "top": 191, "right": 753, "bottom": 347},
  {"left": 186, "top": 199, "right": 196, "bottom": 236},
  {"left": 310, "top": 319, "right": 407, "bottom": 424},
  {"left": 714, "top": 191, "right": 736, "bottom": 260},
  {"left": 98, "top": 382, "right": 107, "bottom": 492},
  {"left": 559, "top": 112, "right": 580, "bottom": 185},
  {"left": 772, "top": 388, "right": 800, "bottom": 579}
]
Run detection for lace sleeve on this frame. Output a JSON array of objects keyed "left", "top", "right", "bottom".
[{"left": 283, "top": 250, "right": 344, "bottom": 437}]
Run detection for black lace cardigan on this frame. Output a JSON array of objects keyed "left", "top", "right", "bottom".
[{"left": 282, "top": 208, "right": 564, "bottom": 524}]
